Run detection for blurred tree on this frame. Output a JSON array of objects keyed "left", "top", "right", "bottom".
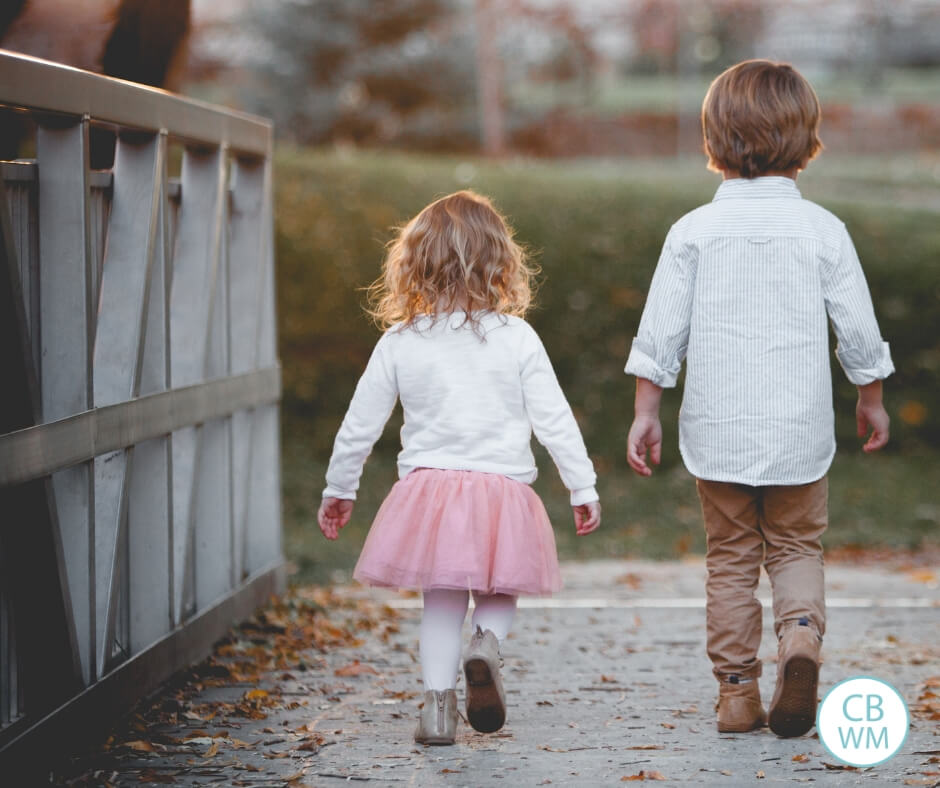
[
  {"left": 0, "top": 0, "right": 190, "bottom": 166},
  {"left": 244, "top": 0, "right": 478, "bottom": 149},
  {"left": 629, "top": 0, "right": 764, "bottom": 75}
]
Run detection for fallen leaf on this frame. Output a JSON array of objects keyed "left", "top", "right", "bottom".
[
  {"left": 334, "top": 660, "right": 379, "bottom": 677},
  {"left": 823, "top": 762, "right": 858, "bottom": 771},
  {"left": 440, "top": 768, "right": 461, "bottom": 773},
  {"left": 621, "top": 771, "right": 667, "bottom": 782},
  {"left": 756, "top": 770, "right": 765, "bottom": 779},
  {"left": 615, "top": 572, "right": 643, "bottom": 589},
  {"left": 298, "top": 735, "right": 325, "bottom": 752},
  {"left": 203, "top": 741, "right": 219, "bottom": 758},
  {"left": 792, "top": 754, "right": 810, "bottom": 763},
  {"left": 721, "top": 770, "right": 732, "bottom": 776},
  {"left": 139, "top": 771, "right": 177, "bottom": 784},
  {"left": 122, "top": 740, "right": 156, "bottom": 752},
  {"left": 244, "top": 689, "right": 268, "bottom": 701},
  {"left": 627, "top": 744, "right": 665, "bottom": 750},
  {"left": 601, "top": 675, "right": 617, "bottom": 683},
  {"left": 660, "top": 722, "right": 675, "bottom": 729}
]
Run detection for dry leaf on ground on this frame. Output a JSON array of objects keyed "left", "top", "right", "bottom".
[
  {"left": 122, "top": 740, "right": 156, "bottom": 753},
  {"left": 334, "top": 660, "right": 379, "bottom": 677}
]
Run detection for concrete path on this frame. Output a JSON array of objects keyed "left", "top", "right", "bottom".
[{"left": 52, "top": 559, "right": 940, "bottom": 786}]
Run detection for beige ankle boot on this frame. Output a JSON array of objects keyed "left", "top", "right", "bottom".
[
  {"left": 768, "top": 617, "right": 821, "bottom": 737},
  {"left": 414, "top": 689, "right": 458, "bottom": 745},
  {"left": 464, "top": 626, "right": 506, "bottom": 733},
  {"left": 716, "top": 676, "right": 766, "bottom": 733}
]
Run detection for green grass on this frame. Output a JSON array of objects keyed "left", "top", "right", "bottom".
[{"left": 274, "top": 147, "right": 940, "bottom": 584}]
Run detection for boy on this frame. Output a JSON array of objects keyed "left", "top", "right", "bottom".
[{"left": 624, "top": 60, "right": 893, "bottom": 738}]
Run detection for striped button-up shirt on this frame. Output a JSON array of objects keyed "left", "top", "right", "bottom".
[{"left": 625, "top": 176, "right": 894, "bottom": 486}]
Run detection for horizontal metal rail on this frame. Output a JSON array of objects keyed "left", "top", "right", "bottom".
[
  {"left": 0, "top": 366, "right": 281, "bottom": 486},
  {"left": 0, "top": 50, "right": 271, "bottom": 156}
]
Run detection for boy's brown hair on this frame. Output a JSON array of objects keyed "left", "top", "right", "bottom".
[{"left": 702, "top": 59, "right": 822, "bottom": 178}]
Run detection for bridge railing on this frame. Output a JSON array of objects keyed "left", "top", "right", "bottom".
[{"left": 0, "top": 50, "right": 284, "bottom": 760}]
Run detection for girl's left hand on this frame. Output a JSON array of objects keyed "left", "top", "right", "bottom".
[
  {"left": 573, "top": 501, "right": 601, "bottom": 535},
  {"left": 318, "top": 497, "right": 354, "bottom": 540}
]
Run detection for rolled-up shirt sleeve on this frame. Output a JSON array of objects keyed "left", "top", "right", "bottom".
[
  {"left": 625, "top": 226, "right": 695, "bottom": 388},
  {"left": 323, "top": 334, "right": 399, "bottom": 499},
  {"left": 824, "top": 227, "right": 894, "bottom": 385}
]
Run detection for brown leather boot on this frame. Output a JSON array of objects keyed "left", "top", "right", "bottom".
[
  {"left": 716, "top": 676, "right": 766, "bottom": 733},
  {"left": 768, "top": 617, "right": 821, "bottom": 738}
]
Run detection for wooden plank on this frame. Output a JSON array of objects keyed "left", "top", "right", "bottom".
[
  {"left": 245, "top": 405, "right": 283, "bottom": 575},
  {"left": 93, "top": 132, "right": 166, "bottom": 674},
  {"left": 37, "top": 118, "right": 96, "bottom": 687},
  {"left": 228, "top": 157, "right": 265, "bottom": 581},
  {"left": 169, "top": 146, "right": 225, "bottom": 622},
  {"left": 0, "top": 173, "right": 80, "bottom": 730},
  {"left": 195, "top": 146, "right": 233, "bottom": 613},
  {"left": 245, "top": 155, "right": 282, "bottom": 575},
  {"left": 0, "top": 50, "right": 271, "bottom": 156},
  {"left": 2, "top": 173, "right": 40, "bottom": 381},
  {"left": 0, "top": 367, "right": 281, "bottom": 486},
  {"left": 129, "top": 132, "right": 173, "bottom": 656}
]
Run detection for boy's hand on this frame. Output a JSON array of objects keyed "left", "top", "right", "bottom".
[
  {"left": 318, "top": 497, "right": 354, "bottom": 540},
  {"left": 573, "top": 501, "right": 601, "bottom": 535},
  {"left": 627, "top": 415, "right": 662, "bottom": 476},
  {"left": 857, "top": 400, "right": 890, "bottom": 452},
  {"left": 856, "top": 380, "right": 890, "bottom": 453}
]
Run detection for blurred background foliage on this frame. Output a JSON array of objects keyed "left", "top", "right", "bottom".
[{"left": 184, "top": 0, "right": 940, "bottom": 157}]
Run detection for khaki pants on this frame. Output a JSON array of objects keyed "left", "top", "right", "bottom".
[{"left": 696, "top": 477, "right": 828, "bottom": 681}]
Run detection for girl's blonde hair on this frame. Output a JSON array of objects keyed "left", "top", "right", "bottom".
[{"left": 367, "top": 190, "right": 536, "bottom": 331}]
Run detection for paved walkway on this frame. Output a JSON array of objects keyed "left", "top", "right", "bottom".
[{"left": 53, "top": 559, "right": 939, "bottom": 786}]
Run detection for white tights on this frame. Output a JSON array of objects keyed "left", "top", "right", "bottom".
[{"left": 419, "top": 589, "right": 517, "bottom": 691}]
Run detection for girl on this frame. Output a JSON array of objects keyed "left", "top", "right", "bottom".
[{"left": 318, "top": 190, "right": 600, "bottom": 746}]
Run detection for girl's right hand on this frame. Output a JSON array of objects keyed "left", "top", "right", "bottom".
[
  {"left": 318, "top": 497, "right": 354, "bottom": 540},
  {"left": 573, "top": 501, "right": 601, "bottom": 535}
]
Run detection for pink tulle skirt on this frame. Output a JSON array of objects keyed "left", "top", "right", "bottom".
[{"left": 353, "top": 468, "right": 562, "bottom": 596}]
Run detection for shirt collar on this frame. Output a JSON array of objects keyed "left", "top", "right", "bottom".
[{"left": 713, "top": 176, "right": 802, "bottom": 201}]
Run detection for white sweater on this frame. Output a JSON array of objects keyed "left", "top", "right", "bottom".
[{"left": 324, "top": 312, "right": 598, "bottom": 506}]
